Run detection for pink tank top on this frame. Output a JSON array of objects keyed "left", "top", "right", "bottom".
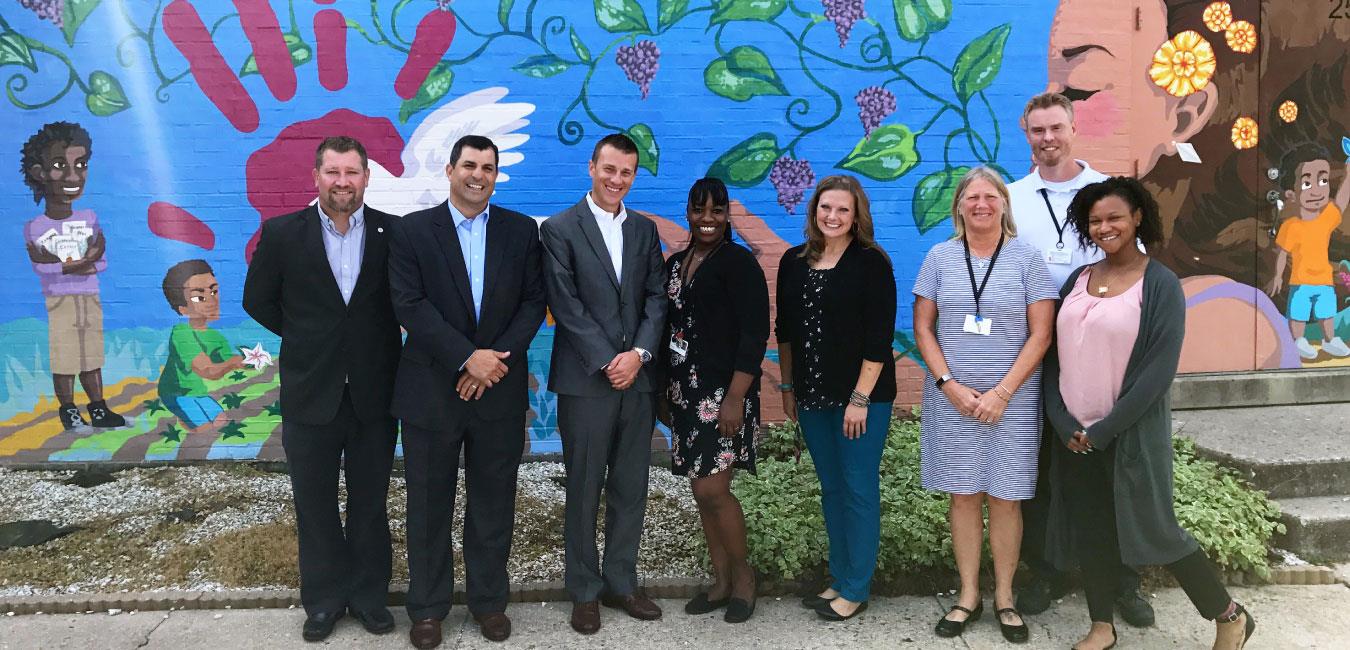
[{"left": 1056, "top": 271, "right": 1143, "bottom": 427}]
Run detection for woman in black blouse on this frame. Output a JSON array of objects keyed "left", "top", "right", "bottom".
[
  {"left": 776, "top": 175, "right": 897, "bottom": 621},
  {"left": 660, "top": 177, "right": 770, "bottom": 623}
]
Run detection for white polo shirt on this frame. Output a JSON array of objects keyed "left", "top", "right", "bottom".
[{"left": 1008, "top": 161, "right": 1109, "bottom": 289}]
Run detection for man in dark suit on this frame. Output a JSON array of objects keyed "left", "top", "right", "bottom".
[
  {"left": 540, "top": 133, "right": 668, "bottom": 635},
  {"left": 388, "top": 135, "right": 546, "bottom": 647},
  {"left": 242, "top": 136, "right": 401, "bottom": 642}
]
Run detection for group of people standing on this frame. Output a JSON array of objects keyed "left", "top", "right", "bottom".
[{"left": 243, "top": 91, "right": 1256, "bottom": 650}]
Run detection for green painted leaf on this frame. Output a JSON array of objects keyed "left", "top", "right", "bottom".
[
  {"left": 569, "top": 27, "right": 591, "bottom": 62},
  {"left": 84, "top": 70, "right": 129, "bottom": 116},
  {"left": 703, "top": 45, "right": 787, "bottom": 102},
  {"left": 915, "top": 0, "right": 952, "bottom": 31},
  {"left": 893, "top": 0, "right": 928, "bottom": 42},
  {"left": 498, "top": 0, "right": 516, "bottom": 29},
  {"left": 911, "top": 165, "right": 969, "bottom": 233},
  {"left": 398, "top": 62, "right": 454, "bottom": 123},
  {"left": 594, "top": 0, "right": 651, "bottom": 33},
  {"left": 951, "top": 23, "right": 1010, "bottom": 104},
  {"left": 709, "top": 0, "right": 786, "bottom": 25},
  {"left": 658, "top": 0, "right": 691, "bottom": 30},
  {"left": 220, "top": 421, "right": 246, "bottom": 439},
  {"left": 239, "top": 33, "right": 313, "bottom": 77},
  {"left": 61, "top": 0, "right": 102, "bottom": 47},
  {"left": 626, "top": 123, "right": 659, "bottom": 175},
  {"left": 512, "top": 54, "right": 571, "bottom": 79},
  {"left": 837, "top": 124, "right": 920, "bottom": 181},
  {"left": 0, "top": 32, "right": 37, "bottom": 72},
  {"left": 706, "top": 132, "right": 781, "bottom": 187}
]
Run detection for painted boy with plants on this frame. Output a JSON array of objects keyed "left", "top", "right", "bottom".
[
  {"left": 20, "top": 121, "right": 126, "bottom": 431},
  {"left": 1267, "top": 142, "right": 1350, "bottom": 360},
  {"left": 157, "top": 259, "right": 245, "bottom": 437}
]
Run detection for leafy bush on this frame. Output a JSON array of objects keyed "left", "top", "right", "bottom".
[{"left": 736, "top": 419, "right": 1285, "bottom": 582}]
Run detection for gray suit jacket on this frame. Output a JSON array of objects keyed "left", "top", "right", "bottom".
[{"left": 541, "top": 198, "right": 667, "bottom": 397}]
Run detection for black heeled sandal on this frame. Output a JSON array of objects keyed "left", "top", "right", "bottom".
[
  {"left": 1070, "top": 624, "right": 1116, "bottom": 650},
  {"left": 934, "top": 601, "right": 983, "bottom": 637},
  {"left": 996, "top": 606, "right": 1030, "bottom": 643},
  {"left": 1219, "top": 602, "right": 1256, "bottom": 649}
]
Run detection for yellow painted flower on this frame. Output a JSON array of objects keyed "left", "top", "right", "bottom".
[
  {"left": 1202, "top": 2, "right": 1233, "bottom": 32},
  {"left": 1278, "top": 100, "right": 1298, "bottom": 123},
  {"left": 1225, "top": 20, "right": 1257, "bottom": 54},
  {"left": 1149, "top": 31, "right": 1217, "bottom": 97},
  {"left": 1231, "top": 117, "right": 1258, "bottom": 150}
]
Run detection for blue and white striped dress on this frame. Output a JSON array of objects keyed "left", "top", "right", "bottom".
[{"left": 913, "top": 237, "right": 1058, "bottom": 500}]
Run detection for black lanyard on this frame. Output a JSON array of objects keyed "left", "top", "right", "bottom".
[
  {"left": 963, "top": 233, "right": 1004, "bottom": 319},
  {"left": 1038, "top": 188, "right": 1068, "bottom": 250}
]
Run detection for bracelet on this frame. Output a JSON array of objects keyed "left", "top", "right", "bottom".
[
  {"left": 848, "top": 389, "right": 870, "bottom": 407},
  {"left": 778, "top": 383, "right": 794, "bottom": 392},
  {"left": 995, "top": 384, "right": 1013, "bottom": 400}
]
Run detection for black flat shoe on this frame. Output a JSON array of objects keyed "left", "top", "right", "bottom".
[
  {"left": 302, "top": 609, "right": 345, "bottom": 642},
  {"left": 934, "top": 601, "right": 982, "bottom": 638},
  {"left": 725, "top": 597, "right": 756, "bottom": 623},
  {"left": 684, "top": 591, "right": 731, "bottom": 615},
  {"left": 816, "top": 599, "right": 867, "bottom": 621},
  {"left": 350, "top": 606, "right": 395, "bottom": 634},
  {"left": 996, "top": 606, "right": 1030, "bottom": 643},
  {"left": 800, "top": 593, "right": 831, "bottom": 609}
]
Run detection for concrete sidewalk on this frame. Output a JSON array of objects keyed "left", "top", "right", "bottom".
[{"left": 2, "top": 585, "right": 1346, "bottom": 649}]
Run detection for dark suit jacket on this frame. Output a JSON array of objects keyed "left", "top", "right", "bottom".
[
  {"left": 242, "top": 205, "right": 402, "bottom": 426},
  {"left": 387, "top": 202, "right": 546, "bottom": 429},
  {"left": 540, "top": 198, "right": 667, "bottom": 397}
]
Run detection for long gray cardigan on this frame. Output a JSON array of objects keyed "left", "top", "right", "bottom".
[{"left": 1041, "top": 259, "right": 1200, "bottom": 567}]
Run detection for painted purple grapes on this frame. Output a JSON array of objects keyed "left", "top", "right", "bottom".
[
  {"left": 615, "top": 40, "right": 661, "bottom": 100},
  {"left": 856, "top": 86, "right": 896, "bottom": 136},
  {"left": 19, "top": 0, "right": 64, "bottom": 27},
  {"left": 822, "top": 0, "right": 865, "bottom": 48},
  {"left": 769, "top": 157, "right": 816, "bottom": 214}
]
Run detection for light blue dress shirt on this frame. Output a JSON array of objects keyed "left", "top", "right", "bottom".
[
  {"left": 449, "top": 202, "right": 489, "bottom": 321},
  {"left": 317, "top": 204, "right": 365, "bottom": 305}
]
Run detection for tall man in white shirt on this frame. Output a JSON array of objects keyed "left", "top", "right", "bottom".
[
  {"left": 1008, "top": 93, "right": 1154, "bottom": 627},
  {"left": 541, "top": 134, "right": 668, "bottom": 635}
]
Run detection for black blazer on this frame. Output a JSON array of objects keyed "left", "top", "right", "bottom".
[
  {"left": 387, "top": 201, "right": 546, "bottom": 429},
  {"left": 661, "top": 243, "right": 770, "bottom": 387},
  {"left": 540, "top": 198, "right": 667, "bottom": 397},
  {"left": 242, "top": 205, "right": 402, "bottom": 426},
  {"left": 775, "top": 239, "right": 898, "bottom": 404}
]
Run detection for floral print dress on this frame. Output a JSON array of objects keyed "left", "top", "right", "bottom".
[{"left": 665, "top": 254, "right": 758, "bottom": 478}]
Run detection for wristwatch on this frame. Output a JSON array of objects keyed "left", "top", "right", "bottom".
[
  {"left": 633, "top": 347, "right": 652, "bottom": 364},
  {"left": 935, "top": 373, "right": 953, "bottom": 388}
]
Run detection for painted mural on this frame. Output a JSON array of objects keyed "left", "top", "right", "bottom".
[{"left": 0, "top": 0, "right": 1345, "bottom": 463}]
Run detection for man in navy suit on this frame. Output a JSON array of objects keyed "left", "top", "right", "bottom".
[
  {"left": 243, "top": 136, "right": 402, "bottom": 642},
  {"left": 388, "top": 135, "right": 546, "bottom": 647}
]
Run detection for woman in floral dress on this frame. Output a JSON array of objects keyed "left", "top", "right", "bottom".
[{"left": 660, "top": 177, "right": 769, "bottom": 623}]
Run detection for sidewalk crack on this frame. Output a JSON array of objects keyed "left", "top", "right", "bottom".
[{"left": 135, "top": 612, "right": 171, "bottom": 648}]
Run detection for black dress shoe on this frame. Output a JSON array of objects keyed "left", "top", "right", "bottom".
[
  {"left": 1115, "top": 589, "right": 1155, "bottom": 627},
  {"left": 349, "top": 606, "right": 395, "bottom": 634},
  {"left": 816, "top": 599, "right": 867, "bottom": 621},
  {"left": 302, "top": 610, "right": 344, "bottom": 642},
  {"left": 1018, "top": 574, "right": 1069, "bottom": 615},
  {"left": 934, "top": 601, "right": 982, "bottom": 638},
  {"left": 996, "top": 606, "right": 1030, "bottom": 643},
  {"left": 725, "top": 597, "right": 755, "bottom": 623},
  {"left": 685, "top": 591, "right": 731, "bottom": 615}
]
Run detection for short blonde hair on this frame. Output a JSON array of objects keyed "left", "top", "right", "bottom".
[
  {"left": 950, "top": 167, "right": 1017, "bottom": 239},
  {"left": 1020, "top": 92, "right": 1074, "bottom": 129}
]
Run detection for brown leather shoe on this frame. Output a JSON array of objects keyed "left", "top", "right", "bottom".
[
  {"left": 600, "top": 589, "right": 663, "bottom": 620},
  {"left": 473, "top": 611, "right": 511, "bottom": 642},
  {"left": 409, "top": 618, "right": 442, "bottom": 649},
  {"left": 570, "top": 601, "right": 601, "bottom": 635}
]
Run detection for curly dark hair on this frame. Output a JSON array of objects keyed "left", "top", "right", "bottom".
[
  {"left": 1275, "top": 142, "right": 1331, "bottom": 192},
  {"left": 20, "top": 121, "right": 92, "bottom": 204},
  {"left": 1067, "top": 177, "right": 1165, "bottom": 250}
]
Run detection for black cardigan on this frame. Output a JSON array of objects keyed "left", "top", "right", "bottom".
[
  {"left": 662, "top": 242, "right": 771, "bottom": 386},
  {"left": 775, "top": 239, "right": 897, "bottom": 404}
]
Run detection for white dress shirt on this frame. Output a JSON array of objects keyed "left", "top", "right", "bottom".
[
  {"left": 317, "top": 204, "right": 366, "bottom": 305},
  {"left": 586, "top": 191, "right": 627, "bottom": 283},
  {"left": 1008, "top": 161, "right": 1108, "bottom": 289}
]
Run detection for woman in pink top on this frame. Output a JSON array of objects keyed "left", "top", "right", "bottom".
[{"left": 1042, "top": 178, "right": 1255, "bottom": 650}]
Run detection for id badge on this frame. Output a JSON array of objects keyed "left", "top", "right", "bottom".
[
  {"left": 1046, "top": 249, "right": 1072, "bottom": 265},
  {"left": 669, "top": 334, "right": 689, "bottom": 358},
  {"left": 963, "top": 314, "right": 993, "bottom": 336}
]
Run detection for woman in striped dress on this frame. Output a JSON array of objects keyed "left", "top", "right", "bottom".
[{"left": 912, "top": 167, "right": 1058, "bottom": 643}]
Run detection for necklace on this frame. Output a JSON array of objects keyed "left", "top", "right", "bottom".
[{"left": 1094, "top": 258, "right": 1145, "bottom": 295}]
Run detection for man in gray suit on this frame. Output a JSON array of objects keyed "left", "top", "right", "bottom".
[{"left": 540, "top": 133, "right": 668, "bottom": 635}]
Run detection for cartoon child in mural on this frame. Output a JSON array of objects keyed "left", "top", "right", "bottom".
[
  {"left": 157, "top": 259, "right": 244, "bottom": 437},
  {"left": 21, "top": 121, "right": 126, "bottom": 430},
  {"left": 1268, "top": 144, "right": 1350, "bottom": 359}
]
